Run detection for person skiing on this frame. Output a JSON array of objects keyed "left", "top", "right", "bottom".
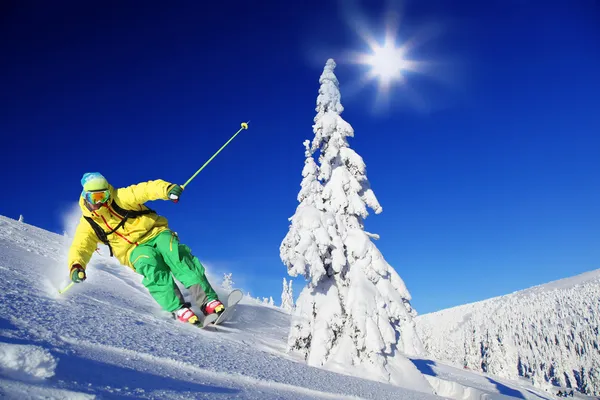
[{"left": 67, "top": 172, "right": 224, "bottom": 326}]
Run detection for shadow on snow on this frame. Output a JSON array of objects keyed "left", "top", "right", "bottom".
[
  {"left": 486, "top": 377, "right": 525, "bottom": 399},
  {"left": 409, "top": 358, "right": 438, "bottom": 377},
  {"left": 0, "top": 316, "right": 239, "bottom": 399},
  {"left": 52, "top": 353, "right": 241, "bottom": 399}
]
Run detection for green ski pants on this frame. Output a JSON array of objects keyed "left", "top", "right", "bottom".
[{"left": 129, "top": 230, "right": 218, "bottom": 313}]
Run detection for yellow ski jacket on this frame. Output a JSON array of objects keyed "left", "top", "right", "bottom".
[{"left": 68, "top": 179, "right": 174, "bottom": 271}]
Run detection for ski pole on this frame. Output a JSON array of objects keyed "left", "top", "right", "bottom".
[
  {"left": 169, "top": 121, "right": 250, "bottom": 201},
  {"left": 58, "top": 281, "right": 74, "bottom": 295}
]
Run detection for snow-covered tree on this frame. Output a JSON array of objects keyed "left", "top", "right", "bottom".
[
  {"left": 221, "top": 273, "right": 234, "bottom": 292},
  {"left": 281, "top": 277, "right": 295, "bottom": 312},
  {"left": 280, "top": 59, "right": 429, "bottom": 391},
  {"left": 245, "top": 291, "right": 261, "bottom": 304},
  {"left": 18, "top": 215, "right": 23, "bottom": 223},
  {"left": 261, "top": 297, "right": 275, "bottom": 306}
]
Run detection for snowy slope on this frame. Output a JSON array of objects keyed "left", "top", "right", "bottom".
[
  {"left": 415, "top": 269, "right": 600, "bottom": 396},
  {"left": 0, "top": 214, "right": 577, "bottom": 399}
]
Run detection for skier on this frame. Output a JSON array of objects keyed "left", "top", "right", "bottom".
[{"left": 67, "top": 172, "right": 224, "bottom": 325}]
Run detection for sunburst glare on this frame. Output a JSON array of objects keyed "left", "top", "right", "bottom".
[
  {"left": 338, "top": 3, "right": 441, "bottom": 113},
  {"left": 355, "top": 38, "right": 408, "bottom": 92}
]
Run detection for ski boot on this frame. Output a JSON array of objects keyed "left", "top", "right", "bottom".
[
  {"left": 202, "top": 299, "right": 225, "bottom": 316},
  {"left": 174, "top": 304, "right": 200, "bottom": 325}
]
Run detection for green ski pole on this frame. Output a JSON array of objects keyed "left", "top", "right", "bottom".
[
  {"left": 58, "top": 281, "right": 74, "bottom": 295},
  {"left": 169, "top": 121, "right": 250, "bottom": 202}
]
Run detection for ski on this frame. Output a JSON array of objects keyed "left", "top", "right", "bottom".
[
  {"left": 199, "top": 312, "right": 219, "bottom": 328},
  {"left": 206, "top": 289, "right": 243, "bottom": 327}
]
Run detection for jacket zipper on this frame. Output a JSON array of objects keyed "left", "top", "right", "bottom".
[
  {"left": 105, "top": 204, "right": 133, "bottom": 237},
  {"left": 93, "top": 211, "right": 134, "bottom": 245},
  {"left": 106, "top": 205, "right": 123, "bottom": 220}
]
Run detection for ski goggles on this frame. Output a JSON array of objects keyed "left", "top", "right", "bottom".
[{"left": 84, "top": 189, "right": 110, "bottom": 205}]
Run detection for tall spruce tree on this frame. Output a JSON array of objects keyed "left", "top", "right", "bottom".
[{"left": 280, "top": 59, "right": 430, "bottom": 391}]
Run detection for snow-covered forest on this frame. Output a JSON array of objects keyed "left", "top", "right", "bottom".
[{"left": 415, "top": 270, "right": 600, "bottom": 396}]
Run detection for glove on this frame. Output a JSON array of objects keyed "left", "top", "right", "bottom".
[
  {"left": 167, "top": 184, "right": 184, "bottom": 202},
  {"left": 70, "top": 264, "right": 86, "bottom": 283}
]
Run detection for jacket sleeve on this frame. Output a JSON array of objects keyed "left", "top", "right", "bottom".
[
  {"left": 115, "top": 179, "right": 173, "bottom": 208},
  {"left": 67, "top": 216, "right": 99, "bottom": 269}
]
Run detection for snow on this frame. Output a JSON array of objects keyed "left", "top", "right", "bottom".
[
  {"left": 0, "top": 213, "right": 575, "bottom": 399},
  {"left": 0, "top": 216, "right": 592, "bottom": 400},
  {"left": 415, "top": 269, "right": 600, "bottom": 396},
  {"left": 0, "top": 343, "right": 57, "bottom": 380},
  {"left": 0, "top": 214, "right": 434, "bottom": 399}
]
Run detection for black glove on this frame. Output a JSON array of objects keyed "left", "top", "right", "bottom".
[
  {"left": 70, "top": 264, "right": 86, "bottom": 283},
  {"left": 168, "top": 184, "right": 184, "bottom": 202}
]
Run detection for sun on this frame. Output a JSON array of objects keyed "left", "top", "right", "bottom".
[
  {"left": 360, "top": 40, "right": 409, "bottom": 91},
  {"left": 370, "top": 42, "right": 406, "bottom": 81},
  {"left": 339, "top": 7, "right": 436, "bottom": 111},
  {"left": 349, "top": 28, "right": 422, "bottom": 96}
]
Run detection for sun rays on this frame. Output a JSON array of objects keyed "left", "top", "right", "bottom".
[{"left": 338, "top": 3, "right": 439, "bottom": 113}]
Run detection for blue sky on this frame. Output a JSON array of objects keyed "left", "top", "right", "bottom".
[{"left": 1, "top": 0, "right": 599, "bottom": 314}]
